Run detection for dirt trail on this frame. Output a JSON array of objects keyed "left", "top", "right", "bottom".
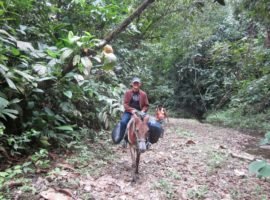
[
  {"left": 76, "top": 118, "right": 270, "bottom": 199},
  {"left": 13, "top": 118, "right": 270, "bottom": 200}
]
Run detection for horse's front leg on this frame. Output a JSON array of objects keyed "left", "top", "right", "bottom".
[
  {"left": 135, "top": 149, "right": 140, "bottom": 174},
  {"left": 132, "top": 150, "right": 140, "bottom": 182},
  {"left": 129, "top": 145, "right": 136, "bottom": 168}
]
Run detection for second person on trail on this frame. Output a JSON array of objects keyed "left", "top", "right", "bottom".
[{"left": 119, "top": 77, "right": 149, "bottom": 146}]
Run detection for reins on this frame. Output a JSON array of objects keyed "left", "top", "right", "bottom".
[{"left": 132, "top": 116, "right": 146, "bottom": 146}]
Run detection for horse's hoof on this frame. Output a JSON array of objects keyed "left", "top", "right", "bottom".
[{"left": 132, "top": 173, "right": 139, "bottom": 182}]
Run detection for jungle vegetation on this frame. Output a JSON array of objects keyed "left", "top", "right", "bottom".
[{"left": 0, "top": 0, "right": 270, "bottom": 161}]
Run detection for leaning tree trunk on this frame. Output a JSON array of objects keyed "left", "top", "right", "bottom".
[
  {"left": 62, "top": 0, "right": 155, "bottom": 76},
  {"left": 99, "top": 0, "right": 155, "bottom": 48}
]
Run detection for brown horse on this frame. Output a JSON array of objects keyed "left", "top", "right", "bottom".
[{"left": 126, "top": 114, "right": 149, "bottom": 182}]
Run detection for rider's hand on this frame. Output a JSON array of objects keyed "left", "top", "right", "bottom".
[
  {"left": 131, "top": 109, "right": 138, "bottom": 114},
  {"left": 140, "top": 111, "right": 146, "bottom": 116},
  {"left": 138, "top": 111, "right": 146, "bottom": 118}
]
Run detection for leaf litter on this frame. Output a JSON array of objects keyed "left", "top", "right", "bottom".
[{"left": 6, "top": 118, "right": 270, "bottom": 199}]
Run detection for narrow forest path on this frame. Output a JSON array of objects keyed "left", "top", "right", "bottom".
[
  {"left": 19, "top": 118, "right": 270, "bottom": 200},
  {"left": 74, "top": 118, "right": 270, "bottom": 200}
]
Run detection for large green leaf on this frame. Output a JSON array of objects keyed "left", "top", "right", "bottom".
[
  {"left": 60, "top": 48, "right": 74, "bottom": 62},
  {"left": 56, "top": 125, "right": 74, "bottom": 131},
  {"left": 1, "top": 109, "right": 19, "bottom": 119},
  {"left": 40, "top": 137, "right": 51, "bottom": 146},
  {"left": 9, "top": 98, "right": 21, "bottom": 104},
  {"left": 63, "top": 91, "right": 72, "bottom": 99},
  {"left": 6, "top": 77, "right": 17, "bottom": 90},
  {"left": 37, "top": 77, "right": 56, "bottom": 82},
  {"left": 46, "top": 49, "right": 59, "bottom": 58},
  {"left": 33, "top": 64, "right": 47, "bottom": 76},
  {"left": 249, "top": 160, "right": 266, "bottom": 174},
  {"left": 81, "top": 56, "right": 92, "bottom": 75},
  {"left": 0, "top": 97, "right": 9, "bottom": 109},
  {"left": 14, "top": 69, "right": 35, "bottom": 81},
  {"left": 17, "top": 41, "right": 34, "bottom": 52},
  {"left": 0, "top": 29, "right": 17, "bottom": 42},
  {"left": 32, "top": 88, "right": 44, "bottom": 93},
  {"left": 0, "top": 64, "right": 8, "bottom": 72},
  {"left": 259, "top": 165, "right": 270, "bottom": 178},
  {"left": 74, "top": 74, "right": 84, "bottom": 84},
  {"left": 68, "top": 31, "right": 80, "bottom": 44},
  {"left": 73, "top": 55, "right": 81, "bottom": 66},
  {"left": 11, "top": 48, "right": 20, "bottom": 56}
]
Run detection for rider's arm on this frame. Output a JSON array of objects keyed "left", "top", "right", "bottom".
[{"left": 140, "top": 92, "right": 149, "bottom": 113}]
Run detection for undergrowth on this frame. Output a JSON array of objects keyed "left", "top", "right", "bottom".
[
  {"left": 0, "top": 129, "right": 115, "bottom": 199},
  {"left": 206, "top": 107, "right": 270, "bottom": 134}
]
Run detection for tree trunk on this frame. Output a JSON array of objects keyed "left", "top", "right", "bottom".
[{"left": 264, "top": 27, "right": 270, "bottom": 48}]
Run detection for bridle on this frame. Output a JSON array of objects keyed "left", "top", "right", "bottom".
[{"left": 132, "top": 115, "right": 147, "bottom": 148}]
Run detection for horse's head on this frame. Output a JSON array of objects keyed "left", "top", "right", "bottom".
[{"left": 133, "top": 115, "right": 149, "bottom": 153}]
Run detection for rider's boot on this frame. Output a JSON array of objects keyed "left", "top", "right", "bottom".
[
  {"left": 122, "top": 134, "right": 128, "bottom": 148},
  {"left": 146, "top": 131, "right": 152, "bottom": 149}
]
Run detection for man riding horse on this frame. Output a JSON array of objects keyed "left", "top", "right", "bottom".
[{"left": 119, "top": 77, "right": 151, "bottom": 148}]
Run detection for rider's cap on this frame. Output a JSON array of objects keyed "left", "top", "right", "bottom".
[{"left": 132, "top": 77, "right": 141, "bottom": 83}]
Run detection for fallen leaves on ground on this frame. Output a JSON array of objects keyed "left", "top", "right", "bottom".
[{"left": 5, "top": 118, "right": 270, "bottom": 199}]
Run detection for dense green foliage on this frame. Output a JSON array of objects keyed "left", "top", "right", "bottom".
[
  {"left": 138, "top": 0, "right": 270, "bottom": 122},
  {"left": 1, "top": 0, "right": 270, "bottom": 161},
  {"left": 128, "top": 0, "right": 270, "bottom": 125},
  {"left": 0, "top": 0, "right": 129, "bottom": 158}
]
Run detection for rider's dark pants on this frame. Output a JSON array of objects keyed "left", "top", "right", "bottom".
[{"left": 120, "top": 111, "right": 132, "bottom": 141}]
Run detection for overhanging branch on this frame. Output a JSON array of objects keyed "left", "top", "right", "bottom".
[
  {"left": 62, "top": 0, "right": 155, "bottom": 75},
  {"left": 97, "top": 0, "right": 155, "bottom": 48}
]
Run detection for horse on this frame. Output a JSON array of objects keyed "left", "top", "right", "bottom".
[
  {"left": 126, "top": 113, "right": 149, "bottom": 182},
  {"left": 155, "top": 105, "right": 168, "bottom": 123},
  {"left": 155, "top": 105, "right": 168, "bottom": 138}
]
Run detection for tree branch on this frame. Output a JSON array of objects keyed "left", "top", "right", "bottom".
[
  {"left": 62, "top": 0, "right": 155, "bottom": 76},
  {"left": 97, "top": 0, "right": 156, "bottom": 48}
]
